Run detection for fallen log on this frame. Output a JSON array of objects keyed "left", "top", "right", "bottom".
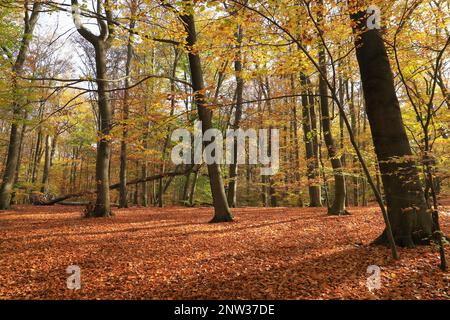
[
  {"left": 59, "top": 201, "right": 92, "bottom": 206},
  {"left": 40, "top": 166, "right": 196, "bottom": 205}
]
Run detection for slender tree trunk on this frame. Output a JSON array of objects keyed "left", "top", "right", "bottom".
[
  {"left": 317, "top": 92, "right": 330, "bottom": 208},
  {"left": 31, "top": 126, "right": 43, "bottom": 184},
  {"left": 78, "top": 153, "right": 84, "bottom": 192},
  {"left": 227, "top": 25, "right": 244, "bottom": 208},
  {"left": 26, "top": 134, "right": 36, "bottom": 183},
  {"left": 41, "top": 135, "right": 51, "bottom": 194},
  {"left": 180, "top": 11, "right": 233, "bottom": 222},
  {"left": 350, "top": 4, "right": 432, "bottom": 246},
  {"left": 14, "top": 118, "right": 27, "bottom": 184},
  {"left": 157, "top": 48, "right": 180, "bottom": 207},
  {"left": 141, "top": 103, "right": 150, "bottom": 207},
  {"left": 290, "top": 76, "right": 302, "bottom": 205},
  {"left": 318, "top": 51, "right": 347, "bottom": 215},
  {"left": 261, "top": 175, "right": 268, "bottom": 207},
  {"left": 119, "top": 11, "right": 136, "bottom": 209},
  {"left": 316, "top": 1, "right": 347, "bottom": 215},
  {"left": 182, "top": 172, "right": 191, "bottom": 204},
  {"left": 189, "top": 169, "right": 199, "bottom": 206},
  {"left": 301, "top": 75, "right": 322, "bottom": 207},
  {"left": 309, "top": 88, "right": 322, "bottom": 205},
  {"left": 338, "top": 76, "right": 350, "bottom": 208},
  {"left": 348, "top": 81, "right": 359, "bottom": 206},
  {"left": 262, "top": 78, "right": 277, "bottom": 207},
  {"left": 69, "top": 148, "right": 75, "bottom": 192},
  {"left": 157, "top": 177, "right": 164, "bottom": 207},
  {"left": 141, "top": 161, "right": 148, "bottom": 207},
  {"left": 49, "top": 134, "right": 58, "bottom": 167}
]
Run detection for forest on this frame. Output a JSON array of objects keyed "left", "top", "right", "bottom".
[{"left": 0, "top": 0, "right": 449, "bottom": 301}]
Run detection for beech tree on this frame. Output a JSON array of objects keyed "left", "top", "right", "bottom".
[
  {"left": 71, "top": 0, "right": 116, "bottom": 217},
  {"left": 317, "top": 25, "right": 347, "bottom": 214},
  {"left": 227, "top": 17, "right": 244, "bottom": 208},
  {"left": 301, "top": 75, "right": 322, "bottom": 207},
  {"left": 349, "top": 1, "right": 433, "bottom": 246},
  {"left": 179, "top": 2, "right": 234, "bottom": 222}
]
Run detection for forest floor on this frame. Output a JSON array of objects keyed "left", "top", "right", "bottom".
[{"left": 0, "top": 203, "right": 449, "bottom": 300}]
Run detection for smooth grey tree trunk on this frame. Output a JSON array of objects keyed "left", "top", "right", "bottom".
[
  {"left": 180, "top": 10, "right": 233, "bottom": 222},
  {"left": 71, "top": 0, "right": 115, "bottom": 217},
  {"left": 93, "top": 42, "right": 113, "bottom": 216}
]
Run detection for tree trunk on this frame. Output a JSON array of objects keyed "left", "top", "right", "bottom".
[
  {"left": 361, "top": 176, "right": 367, "bottom": 206},
  {"left": 14, "top": 118, "right": 27, "bottom": 184},
  {"left": 350, "top": 5, "right": 432, "bottom": 246},
  {"left": 41, "top": 135, "right": 51, "bottom": 194},
  {"left": 70, "top": 147, "right": 79, "bottom": 193},
  {"left": 141, "top": 162, "right": 148, "bottom": 207},
  {"left": 318, "top": 50, "right": 347, "bottom": 215},
  {"left": 119, "top": 14, "right": 136, "bottom": 209},
  {"left": 227, "top": 25, "right": 244, "bottom": 208},
  {"left": 316, "top": 2, "right": 347, "bottom": 215},
  {"left": 180, "top": 11, "right": 233, "bottom": 223},
  {"left": 0, "top": 120, "right": 21, "bottom": 209},
  {"left": 262, "top": 78, "right": 277, "bottom": 207},
  {"left": 182, "top": 172, "right": 191, "bottom": 204},
  {"left": 348, "top": 80, "right": 360, "bottom": 206},
  {"left": 309, "top": 88, "right": 322, "bottom": 204},
  {"left": 338, "top": 76, "right": 350, "bottom": 208},
  {"left": 71, "top": 0, "right": 115, "bottom": 217},
  {"left": 91, "top": 42, "right": 112, "bottom": 217},
  {"left": 31, "top": 105, "right": 45, "bottom": 184},
  {"left": 290, "top": 75, "right": 302, "bottom": 206},
  {"left": 301, "top": 75, "right": 322, "bottom": 207},
  {"left": 189, "top": 168, "right": 199, "bottom": 206},
  {"left": 141, "top": 104, "right": 150, "bottom": 207},
  {"left": 50, "top": 134, "right": 58, "bottom": 167}
]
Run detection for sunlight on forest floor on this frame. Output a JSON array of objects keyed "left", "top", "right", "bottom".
[{"left": 0, "top": 205, "right": 449, "bottom": 300}]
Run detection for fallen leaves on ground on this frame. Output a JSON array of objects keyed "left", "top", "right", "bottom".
[{"left": 0, "top": 204, "right": 449, "bottom": 300}]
